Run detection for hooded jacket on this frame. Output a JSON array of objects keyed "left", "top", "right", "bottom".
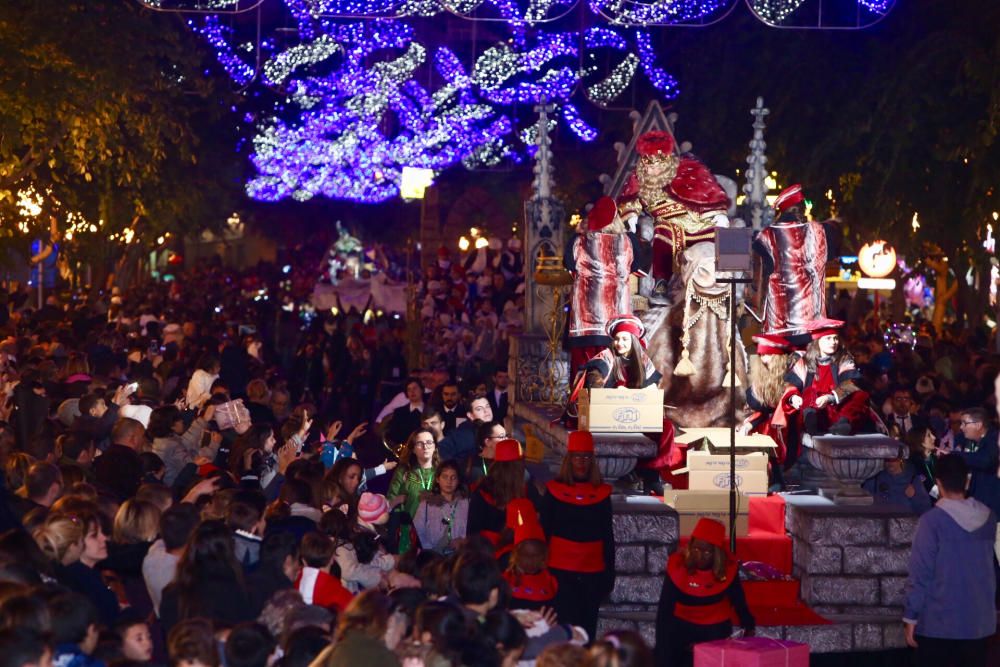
[{"left": 903, "top": 497, "right": 997, "bottom": 640}]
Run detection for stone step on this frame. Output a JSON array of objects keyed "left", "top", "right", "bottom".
[{"left": 596, "top": 609, "right": 908, "bottom": 654}]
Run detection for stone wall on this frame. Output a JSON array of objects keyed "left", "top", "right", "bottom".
[
  {"left": 785, "top": 501, "right": 917, "bottom": 651},
  {"left": 596, "top": 500, "right": 679, "bottom": 647}
]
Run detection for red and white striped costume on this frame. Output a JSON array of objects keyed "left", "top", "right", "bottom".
[
  {"left": 754, "top": 220, "right": 831, "bottom": 333},
  {"left": 568, "top": 233, "right": 634, "bottom": 348}
]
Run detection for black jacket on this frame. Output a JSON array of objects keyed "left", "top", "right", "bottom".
[{"left": 94, "top": 444, "right": 143, "bottom": 502}]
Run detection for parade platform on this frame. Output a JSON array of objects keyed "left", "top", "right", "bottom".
[{"left": 512, "top": 400, "right": 914, "bottom": 654}]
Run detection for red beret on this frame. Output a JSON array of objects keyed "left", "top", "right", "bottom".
[
  {"left": 606, "top": 313, "right": 645, "bottom": 340},
  {"left": 805, "top": 317, "right": 845, "bottom": 340},
  {"left": 752, "top": 333, "right": 791, "bottom": 356}
]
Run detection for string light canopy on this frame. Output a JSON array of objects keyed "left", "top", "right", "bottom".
[
  {"left": 150, "top": 0, "right": 895, "bottom": 202},
  {"left": 746, "top": 0, "right": 897, "bottom": 29}
]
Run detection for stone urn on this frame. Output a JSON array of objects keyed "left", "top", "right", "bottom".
[{"left": 803, "top": 434, "right": 903, "bottom": 505}]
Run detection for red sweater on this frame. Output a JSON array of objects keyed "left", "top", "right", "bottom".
[{"left": 295, "top": 567, "right": 353, "bottom": 612}]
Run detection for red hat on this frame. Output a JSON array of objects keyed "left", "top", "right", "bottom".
[
  {"left": 636, "top": 131, "right": 676, "bottom": 158},
  {"left": 774, "top": 184, "right": 804, "bottom": 213},
  {"left": 437, "top": 246, "right": 450, "bottom": 258},
  {"left": 567, "top": 431, "right": 594, "bottom": 454},
  {"left": 506, "top": 499, "right": 545, "bottom": 544},
  {"left": 494, "top": 438, "right": 522, "bottom": 462},
  {"left": 805, "top": 317, "right": 845, "bottom": 340},
  {"left": 587, "top": 196, "right": 618, "bottom": 232},
  {"left": 691, "top": 518, "right": 727, "bottom": 550},
  {"left": 606, "top": 313, "right": 645, "bottom": 340},
  {"left": 752, "top": 333, "right": 791, "bottom": 356}
]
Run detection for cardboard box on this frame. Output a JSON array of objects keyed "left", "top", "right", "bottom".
[
  {"left": 578, "top": 387, "right": 663, "bottom": 433},
  {"left": 694, "top": 637, "right": 809, "bottom": 667},
  {"left": 689, "top": 470, "right": 770, "bottom": 495},
  {"left": 675, "top": 428, "right": 777, "bottom": 455},
  {"left": 686, "top": 449, "right": 769, "bottom": 473},
  {"left": 664, "top": 490, "right": 749, "bottom": 537}
]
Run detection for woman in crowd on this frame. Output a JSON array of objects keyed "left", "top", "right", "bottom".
[
  {"left": 324, "top": 458, "right": 366, "bottom": 518},
  {"left": 654, "top": 518, "right": 755, "bottom": 667},
  {"left": 229, "top": 424, "right": 280, "bottom": 490},
  {"left": 56, "top": 505, "right": 121, "bottom": 626},
  {"left": 462, "top": 421, "right": 506, "bottom": 487},
  {"left": 467, "top": 439, "right": 529, "bottom": 563},
  {"left": 32, "top": 511, "right": 84, "bottom": 573},
  {"left": 159, "top": 519, "right": 256, "bottom": 634},
  {"left": 540, "top": 431, "right": 614, "bottom": 641},
  {"left": 100, "top": 498, "right": 161, "bottom": 617},
  {"left": 148, "top": 404, "right": 215, "bottom": 487},
  {"left": 388, "top": 429, "right": 439, "bottom": 518},
  {"left": 413, "top": 460, "right": 469, "bottom": 555}
]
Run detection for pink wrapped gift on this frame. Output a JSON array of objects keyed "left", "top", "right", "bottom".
[
  {"left": 694, "top": 637, "right": 808, "bottom": 667},
  {"left": 214, "top": 398, "right": 251, "bottom": 431}
]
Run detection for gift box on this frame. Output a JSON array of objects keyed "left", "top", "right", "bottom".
[
  {"left": 694, "top": 637, "right": 809, "bottom": 667},
  {"left": 214, "top": 398, "right": 251, "bottom": 431}
]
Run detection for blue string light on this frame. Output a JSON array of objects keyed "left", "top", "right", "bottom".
[
  {"left": 191, "top": 1, "right": 696, "bottom": 202},
  {"left": 562, "top": 104, "right": 598, "bottom": 141}
]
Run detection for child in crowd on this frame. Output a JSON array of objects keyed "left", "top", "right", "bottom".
[
  {"left": 294, "top": 532, "right": 353, "bottom": 613},
  {"left": 863, "top": 446, "right": 933, "bottom": 514},
  {"left": 115, "top": 612, "right": 154, "bottom": 665},
  {"left": 226, "top": 500, "right": 264, "bottom": 567},
  {"left": 49, "top": 592, "right": 105, "bottom": 667},
  {"left": 503, "top": 501, "right": 557, "bottom": 611}
]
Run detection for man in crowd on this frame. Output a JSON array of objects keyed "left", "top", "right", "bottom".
[
  {"left": 904, "top": 453, "right": 996, "bottom": 666},
  {"left": 94, "top": 417, "right": 146, "bottom": 501},
  {"left": 438, "top": 396, "right": 493, "bottom": 462},
  {"left": 487, "top": 369, "right": 510, "bottom": 425},
  {"left": 436, "top": 381, "right": 465, "bottom": 435}
]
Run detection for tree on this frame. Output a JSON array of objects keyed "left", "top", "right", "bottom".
[{"left": 0, "top": 0, "right": 244, "bottom": 279}]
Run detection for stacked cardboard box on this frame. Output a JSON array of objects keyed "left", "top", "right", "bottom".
[
  {"left": 663, "top": 489, "right": 750, "bottom": 537},
  {"left": 578, "top": 387, "right": 664, "bottom": 433}
]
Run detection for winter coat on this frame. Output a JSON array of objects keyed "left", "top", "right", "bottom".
[{"left": 904, "top": 498, "right": 997, "bottom": 640}]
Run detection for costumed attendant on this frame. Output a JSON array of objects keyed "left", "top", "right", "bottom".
[
  {"left": 654, "top": 518, "right": 755, "bottom": 667},
  {"left": 783, "top": 319, "right": 875, "bottom": 436},
  {"left": 540, "top": 431, "right": 614, "bottom": 641},
  {"left": 503, "top": 499, "right": 558, "bottom": 611},
  {"left": 467, "top": 439, "right": 531, "bottom": 564},
  {"left": 580, "top": 314, "right": 676, "bottom": 494},
  {"left": 751, "top": 184, "right": 838, "bottom": 333},
  {"left": 738, "top": 333, "right": 797, "bottom": 484},
  {"left": 564, "top": 196, "right": 643, "bottom": 379}
]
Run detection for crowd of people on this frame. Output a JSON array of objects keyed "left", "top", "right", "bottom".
[
  {"left": 0, "top": 251, "right": 702, "bottom": 667},
  {"left": 2, "top": 221, "right": 1000, "bottom": 667}
]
